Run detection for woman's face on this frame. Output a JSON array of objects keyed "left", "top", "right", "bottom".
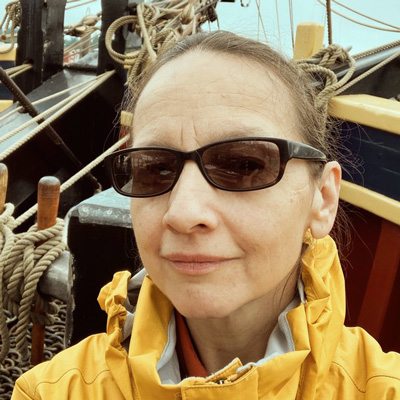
[{"left": 130, "top": 51, "right": 320, "bottom": 319}]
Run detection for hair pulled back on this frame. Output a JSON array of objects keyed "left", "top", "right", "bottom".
[{"left": 125, "top": 31, "right": 339, "bottom": 177}]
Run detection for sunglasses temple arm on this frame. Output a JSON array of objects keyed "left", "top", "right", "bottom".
[{"left": 288, "top": 141, "right": 327, "bottom": 161}]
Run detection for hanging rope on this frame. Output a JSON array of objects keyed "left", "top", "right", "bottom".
[
  {"left": 326, "top": 0, "right": 333, "bottom": 45},
  {"left": 105, "top": 1, "right": 218, "bottom": 83},
  {"left": 297, "top": 44, "right": 356, "bottom": 116},
  {"left": 0, "top": 1, "right": 21, "bottom": 54},
  {"left": 331, "top": 0, "right": 400, "bottom": 31},
  {"left": 0, "top": 203, "right": 66, "bottom": 364},
  {"left": 316, "top": 0, "right": 400, "bottom": 33}
]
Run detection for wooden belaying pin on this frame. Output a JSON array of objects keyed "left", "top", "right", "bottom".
[
  {"left": 36, "top": 177, "right": 61, "bottom": 231},
  {"left": 31, "top": 176, "right": 61, "bottom": 366},
  {"left": 0, "top": 163, "right": 8, "bottom": 214},
  {"left": 118, "top": 110, "right": 133, "bottom": 149}
]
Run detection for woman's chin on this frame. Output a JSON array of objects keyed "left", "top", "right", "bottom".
[{"left": 172, "top": 291, "right": 238, "bottom": 320}]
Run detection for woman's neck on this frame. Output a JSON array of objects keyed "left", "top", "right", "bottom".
[{"left": 185, "top": 275, "right": 298, "bottom": 374}]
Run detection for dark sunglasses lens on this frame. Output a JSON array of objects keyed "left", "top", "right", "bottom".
[
  {"left": 112, "top": 150, "right": 178, "bottom": 196},
  {"left": 202, "top": 140, "right": 281, "bottom": 189}
]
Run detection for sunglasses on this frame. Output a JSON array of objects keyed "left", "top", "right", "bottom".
[{"left": 104, "top": 137, "right": 327, "bottom": 198}]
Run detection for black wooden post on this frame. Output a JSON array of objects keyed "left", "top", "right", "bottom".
[
  {"left": 43, "top": 0, "right": 68, "bottom": 81},
  {"left": 97, "top": 0, "right": 129, "bottom": 77},
  {"left": 16, "top": 0, "right": 66, "bottom": 94}
]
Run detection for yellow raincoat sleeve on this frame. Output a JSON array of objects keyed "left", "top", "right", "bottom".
[{"left": 11, "top": 376, "right": 35, "bottom": 400}]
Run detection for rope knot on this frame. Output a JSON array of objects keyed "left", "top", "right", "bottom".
[
  {"left": 313, "top": 44, "right": 350, "bottom": 69},
  {"left": 0, "top": 217, "right": 67, "bottom": 363}
]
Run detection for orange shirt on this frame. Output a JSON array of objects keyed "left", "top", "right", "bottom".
[{"left": 175, "top": 310, "right": 209, "bottom": 379}]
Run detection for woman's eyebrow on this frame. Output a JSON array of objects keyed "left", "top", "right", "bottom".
[{"left": 132, "top": 127, "right": 268, "bottom": 148}]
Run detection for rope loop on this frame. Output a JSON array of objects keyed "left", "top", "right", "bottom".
[
  {"left": 0, "top": 1, "right": 21, "bottom": 54},
  {"left": 297, "top": 44, "right": 356, "bottom": 116},
  {"left": 0, "top": 213, "right": 67, "bottom": 364},
  {"left": 105, "top": 1, "right": 217, "bottom": 83}
]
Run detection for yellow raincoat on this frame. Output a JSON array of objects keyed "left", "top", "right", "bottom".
[{"left": 12, "top": 236, "right": 400, "bottom": 399}]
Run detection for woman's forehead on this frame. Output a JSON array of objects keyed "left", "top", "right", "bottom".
[{"left": 133, "top": 51, "right": 298, "bottom": 146}]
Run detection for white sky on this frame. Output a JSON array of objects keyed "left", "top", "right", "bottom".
[{"left": 2, "top": 0, "right": 399, "bottom": 57}]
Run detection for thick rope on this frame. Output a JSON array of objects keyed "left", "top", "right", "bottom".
[
  {"left": 0, "top": 203, "right": 15, "bottom": 363},
  {"left": 13, "top": 135, "right": 129, "bottom": 228},
  {"left": 0, "top": 204, "right": 66, "bottom": 364},
  {"left": 0, "top": 1, "right": 21, "bottom": 54},
  {"left": 297, "top": 44, "right": 356, "bottom": 116},
  {"left": 0, "top": 70, "right": 115, "bottom": 160}
]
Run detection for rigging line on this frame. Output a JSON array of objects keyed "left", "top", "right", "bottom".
[
  {"left": 13, "top": 135, "right": 129, "bottom": 229},
  {"left": 0, "top": 70, "right": 115, "bottom": 161},
  {"left": 275, "top": 0, "right": 282, "bottom": 52},
  {"left": 8, "top": 64, "right": 33, "bottom": 79},
  {"left": 257, "top": 0, "right": 260, "bottom": 41},
  {"left": 0, "top": 76, "right": 98, "bottom": 125},
  {"left": 255, "top": 0, "right": 268, "bottom": 43},
  {"left": 65, "top": 0, "right": 98, "bottom": 11},
  {"left": 352, "top": 39, "right": 400, "bottom": 59},
  {"left": 0, "top": 72, "right": 109, "bottom": 143},
  {"left": 336, "top": 48, "right": 400, "bottom": 95},
  {"left": 289, "top": 0, "right": 295, "bottom": 50},
  {"left": 326, "top": 0, "right": 333, "bottom": 45},
  {"left": 331, "top": 0, "right": 400, "bottom": 31},
  {"left": 64, "top": 33, "right": 100, "bottom": 54},
  {"left": 0, "top": 87, "right": 88, "bottom": 145},
  {"left": 65, "top": 40, "right": 99, "bottom": 56},
  {"left": 316, "top": 0, "right": 400, "bottom": 33},
  {"left": 4, "top": 65, "right": 27, "bottom": 75}
]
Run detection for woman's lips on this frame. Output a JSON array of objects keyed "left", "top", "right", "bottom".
[{"left": 163, "top": 254, "right": 234, "bottom": 275}]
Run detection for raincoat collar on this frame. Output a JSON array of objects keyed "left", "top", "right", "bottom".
[{"left": 97, "top": 235, "right": 345, "bottom": 399}]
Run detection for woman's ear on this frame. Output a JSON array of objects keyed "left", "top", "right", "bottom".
[{"left": 309, "top": 161, "right": 342, "bottom": 239}]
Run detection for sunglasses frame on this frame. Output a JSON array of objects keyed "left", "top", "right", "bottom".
[{"left": 104, "top": 137, "right": 327, "bottom": 198}]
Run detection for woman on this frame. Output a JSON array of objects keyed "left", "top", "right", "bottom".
[{"left": 13, "top": 31, "right": 400, "bottom": 399}]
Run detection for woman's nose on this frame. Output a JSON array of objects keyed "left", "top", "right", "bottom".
[{"left": 162, "top": 161, "right": 219, "bottom": 234}]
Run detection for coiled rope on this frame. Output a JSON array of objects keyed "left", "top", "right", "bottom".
[
  {"left": 105, "top": 1, "right": 214, "bottom": 82},
  {"left": 0, "top": 1, "right": 21, "bottom": 54},
  {"left": 0, "top": 203, "right": 66, "bottom": 364},
  {"left": 297, "top": 44, "right": 356, "bottom": 115}
]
